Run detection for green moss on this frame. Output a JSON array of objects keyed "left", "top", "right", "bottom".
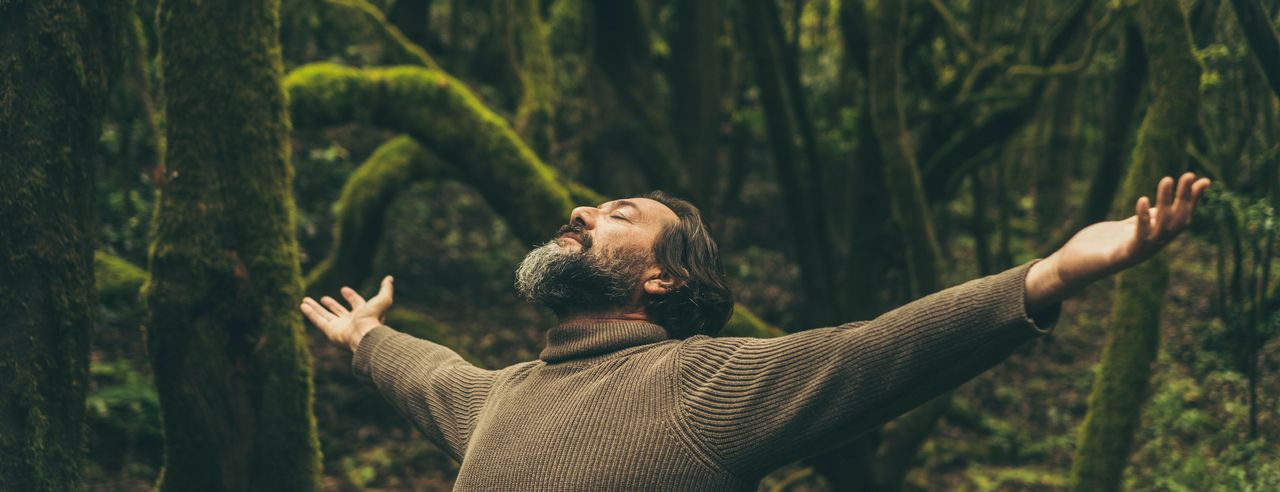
[
  {"left": 1069, "top": 2, "right": 1201, "bottom": 490},
  {"left": 146, "top": 0, "right": 321, "bottom": 489},
  {"left": 305, "top": 136, "right": 447, "bottom": 295},
  {"left": 1, "top": 1, "right": 130, "bottom": 489},
  {"left": 501, "top": 0, "right": 556, "bottom": 156},
  {"left": 94, "top": 251, "right": 147, "bottom": 308},
  {"left": 286, "top": 63, "right": 579, "bottom": 245}
]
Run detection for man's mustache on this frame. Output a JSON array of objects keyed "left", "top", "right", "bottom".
[{"left": 555, "top": 223, "right": 593, "bottom": 250}]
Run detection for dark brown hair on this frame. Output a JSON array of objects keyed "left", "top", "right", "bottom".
[{"left": 640, "top": 191, "right": 734, "bottom": 338}]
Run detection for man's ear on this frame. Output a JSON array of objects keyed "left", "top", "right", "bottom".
[{"left": 642, "top": 266, "right": 679, "bottom": 295}]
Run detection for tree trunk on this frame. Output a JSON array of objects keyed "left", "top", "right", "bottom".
[
  {"left": 1229, "top": 0, "right": 1280, "bottom": 99},
  {"left": 146, "top": 0, "right": 322, "bottom": 489},
  {"left": 1069, "top": 1, "right": 1200, "bottom": 490},
  {"left": 500, "top": 0, "right": 556, "bottom": 157},
  {"left": 0, "top": 1, "right": 127, "bottom": 489},
  {"left": 669, "top": 0, "right": 724, "bottom": 204},
  {"left": 865, "top": 1, "right": 950, "bottom": 490},
  {"left": 740, "top": 0, "right": 840, "bottom": 326}
]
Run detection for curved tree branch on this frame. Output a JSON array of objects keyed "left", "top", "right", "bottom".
[{"left": 286, "top": 63, "right": 579, "bottom": 246}]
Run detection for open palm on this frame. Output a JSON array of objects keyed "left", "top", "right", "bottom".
[
  {"left": 300, "top": 275, "right": 395, "bottom": 352},
  {"left": 1053, "top": 173, "right": 1211, "bottom": 289}
]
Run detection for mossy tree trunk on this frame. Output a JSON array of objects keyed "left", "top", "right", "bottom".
[
  {"left": 1069, "top": 1, "right": 1201, "bottom": 490},
  {"left": 303, "top": 136, "right": 451, "bottom": 295},
  {"left": 865, "top": 2, "right": 952, "bottom": 490},
  {"left": 146, "top": 0, "right": 322, "bottom": 489},
  {"left": 499, "top": 0, "right": 556, "bottom": 157},
  {"left": 0, "top": 1, "right": 128, "bottom": 489}
]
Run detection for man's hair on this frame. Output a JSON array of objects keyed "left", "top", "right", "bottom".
[{"left": 640, "top": 190, "right": 734, "bottom": 338}]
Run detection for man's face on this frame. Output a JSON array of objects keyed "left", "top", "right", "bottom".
[
  {"left": 557, "top": 198, "right": 679, "bottom": 257},
  {"left": 515, "top": 198, "right": 679, "bottom": 316}
]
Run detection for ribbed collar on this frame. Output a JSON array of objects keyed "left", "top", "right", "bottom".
[{"left": 539, "top": 319, "right": 671, "bottom": 363}]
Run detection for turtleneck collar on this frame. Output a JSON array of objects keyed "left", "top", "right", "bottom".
[{"left": 539, "top": 319, "right": 671, "bottom": 363}]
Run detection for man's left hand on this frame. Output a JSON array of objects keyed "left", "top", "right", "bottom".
[{"left": 1026, "top": 172, "right": 1212, "bottom": 311}]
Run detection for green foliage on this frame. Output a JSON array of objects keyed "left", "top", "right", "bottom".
[
  {"left": 1128, "top": 369, "right": 1280, "bottom": 491},
  {"left": 85, "top": 360, "right": 163, "bottom": 471}
]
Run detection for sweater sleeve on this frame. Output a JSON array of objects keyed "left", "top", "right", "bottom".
[
  {"left": 352, "top": 325, "right": 497, "bottom": 461},
  {"left": 675, "top": 259, "right": 1061, "bottom": 476}
]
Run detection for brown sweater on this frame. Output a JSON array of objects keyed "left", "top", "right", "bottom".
[{"left": 352, "top": 260, "right": 1060, "bottom": 491}]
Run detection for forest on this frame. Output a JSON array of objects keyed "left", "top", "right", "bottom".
[{"left": 2, "top": 0, "right": 1277, "bottom": 490}]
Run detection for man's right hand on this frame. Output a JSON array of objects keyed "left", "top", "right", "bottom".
[{"left": 301, "top": 275, "right": 395, "bottom": 353}]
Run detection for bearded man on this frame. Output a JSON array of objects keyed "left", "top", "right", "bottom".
[{"left": 301, "top": 173, "right": 1211, "bottom": 491}]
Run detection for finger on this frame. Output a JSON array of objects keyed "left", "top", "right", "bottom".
[
  {"left": 340, "top": 286, "right": 365, "bottom": 309},
  {"left": 1136, "top": 196, "right": 1152, "bottom": 242},
  {"left": 320, "top": 296, "right": 349, "bottom": 316},
  {"left": 1171, "top": 172, "right": 1195, "bottom": 217},
  {"left": 302, "top": 298, "right": 334, "bottom": 321},
  {"left": 1155, "top": 176, "right": 1174, "bottom": 236},
  {"left": 300, "top": 301, "right": 329, "bottom": 329},
  {"left": 1189, "top": 177, "right": 1211, "bottom": 211}
]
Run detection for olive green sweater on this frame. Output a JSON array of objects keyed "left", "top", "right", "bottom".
[{"left": 352, "top": 260, "right": 1060, "bottom": 491}]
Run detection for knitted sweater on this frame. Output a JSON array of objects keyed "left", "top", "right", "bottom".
[{"left": 352, "top": 260, "right": 1060, "bottom": 491}]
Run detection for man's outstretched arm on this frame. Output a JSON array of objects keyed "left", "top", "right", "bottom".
[
  {"left": 1025, "top": 172, "right": 1211, "bottom": 312},
  {"left": 301, "top": 277, "right": 496, "bottom": 462},
  {"left": 675, "top": 173, "right": 1211, "bottom": 476}
]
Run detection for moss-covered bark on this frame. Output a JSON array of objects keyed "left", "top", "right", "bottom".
[
  {"left": 286, "top": 63, "right": 578, "bottom": 245},
  {"left": 0, "top": 1, "right": 129, "bottom": 489},
  {"left": 1069, "top": 2, "right": 1201, "bottom": 490},
  {"left": 305, "top": 136, "right": 450, "bottom": 295},
  {"left": 146, "top": 0, "right": 321, "bottom": 489},
  {"left": 500, "top": 0, "right": 556, "bottom": 156}
]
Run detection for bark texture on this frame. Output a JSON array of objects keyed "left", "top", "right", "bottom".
[
  {"left": 0, "top": 1, "right": 128, "bottom": 489},
  {"left": 146, "top": 0, "right": 322, "bottom": 489},
  {"left": 1070, "top": 1, "right": 1201, "bottom": 490}
]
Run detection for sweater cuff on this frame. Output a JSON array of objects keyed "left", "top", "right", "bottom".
[
  {"left": 1010, "top": 258, "right": 1061, "bottom": 334},
  {"left": 352, "top": 325, "right": 398, "bottom": 385}
]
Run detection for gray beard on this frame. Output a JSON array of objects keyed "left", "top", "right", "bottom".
[{"left": 515, "top": 240, "right": 650, "bottom": 316}]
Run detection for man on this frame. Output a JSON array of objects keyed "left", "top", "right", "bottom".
[{"left": 301, "top": 173, "right": 1211, "bottom": 491}]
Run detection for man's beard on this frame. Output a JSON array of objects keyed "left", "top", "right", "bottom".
[{"left": 515, "top": 230, "right": 652, "bottom": 317}]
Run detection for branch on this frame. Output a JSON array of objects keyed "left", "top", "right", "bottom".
[
  {"left": 303, "top": 136, "right": 449, "bottom": 295},
  {"left": 1005, "top": 3, "right": 1128, "bottom": 77},
  {"left": 286, "top": 63, "right": 578, "bottom": 246},
  {"left": 1230, "top": 0, "right": 1280, "bottom": 98},
  {"left": 323, "top": 0, "right": 440, "bottom": 70}
]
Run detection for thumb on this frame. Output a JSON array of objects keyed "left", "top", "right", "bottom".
[{"left": 369, "top": 275, "right": 394, "bottom": 309}]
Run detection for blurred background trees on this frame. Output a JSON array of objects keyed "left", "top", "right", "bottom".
[{"left": 3, "top": 0, "right": 1276, "bottom": 490}]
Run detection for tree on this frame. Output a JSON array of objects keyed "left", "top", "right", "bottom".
[
  {"left": 0, "top": 1, "right": 129, "bottom": 489},
  {"left": 1069, "top": 1, "right": 1201, "bottom": 490},
  {"left": 144, "top": 0, "right": 322, "bottom": 489}
]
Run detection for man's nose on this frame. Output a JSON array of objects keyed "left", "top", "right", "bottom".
[{"left": 569, "top": 206, "right": 598, "bottom": 229}]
